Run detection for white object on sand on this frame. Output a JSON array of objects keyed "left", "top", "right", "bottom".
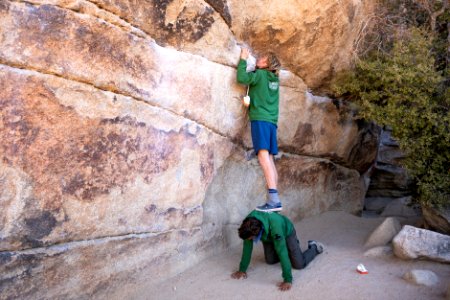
[{"left": 357, "top": 263, "right": 368, "bottom": 274}]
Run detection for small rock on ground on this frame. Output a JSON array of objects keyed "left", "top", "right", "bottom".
[
  {"left": 364, "top": 217, "right": 401, "bottom": 249},
  {"left": 403, "top": 269, "right": 439, "bottom": 287}
]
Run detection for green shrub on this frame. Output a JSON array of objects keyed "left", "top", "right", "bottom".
[{"left": 332, "top": 28, "right": 449, "bottom": 208}]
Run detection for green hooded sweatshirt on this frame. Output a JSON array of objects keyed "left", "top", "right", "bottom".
[
  {"left": 238, "top": 210, "right": 295, "bottom": 283},
  {"left": 236, "top": 59, "right": 280, "bottom": 125}
]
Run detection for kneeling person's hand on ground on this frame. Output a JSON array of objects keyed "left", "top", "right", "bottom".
[
  {"left": 231, "top": 271, "right": 247, "bottom": 279},
  {"left": 277, "top": 282, "right": 292, "bottom": 291}
]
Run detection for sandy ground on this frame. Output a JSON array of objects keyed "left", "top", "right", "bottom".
[{"left": 127, "top": 211, "right": 449, "bottom": 300}]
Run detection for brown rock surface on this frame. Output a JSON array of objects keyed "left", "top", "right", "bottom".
[
  {"left": 0, "top": 65, "right": 233, "bottom": 251},
  {"left": 0, "top": 0, "right": 380, "bottom": 298},
  {"left": 202, "top": 153, "right": 365, "bottom": 249},
  {"left": 0, "top": 1, "right": 378, "bottom": 169},
  {"left": 277, "top": 91, "right": 379, "bottom": 172},
  {"left": 20, "top": 0, "right": 373, "bottom": 89},
  {"left": 0, "top": 228, "right": 206, "bottom": 300},
  {"left": 0, "top": 1, "right": 246, "bottom": 139},
  {"left": 228, "top": 0, "right": 374, "bottom": 88}
]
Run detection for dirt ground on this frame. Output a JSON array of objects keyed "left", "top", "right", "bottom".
[{"left": 126, "top": 211, "right": 449, "bottom": 300}]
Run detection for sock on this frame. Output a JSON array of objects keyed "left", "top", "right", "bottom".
[{"left": 267, "top": 189, "right": 281, "bottom": 205}]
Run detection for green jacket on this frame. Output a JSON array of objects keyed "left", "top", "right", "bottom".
[
  {"left": 236, "top": 59, "right": 280, "bottom": 125},
  {"left": 238, "top": 210, "right": 295, "bottom": 283}
]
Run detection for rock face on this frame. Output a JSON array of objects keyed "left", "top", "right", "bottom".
[
  {"left": 203, "top": 153, "right": 365, "bottom": 248},
  {"left": 362, "top": 128, "right": 418, "bottom": 225},
  {"left": 393, "top": 225, "right": 450, "bottom": 263},
  {"left": 365, "top": 129, "right": 412, "bottom": 199},
  {"left": 0, "top": 0, "right": 376, "bottom": 298},
  {"left": 228, "top": 0, "right": 375, "bottom": 89}
]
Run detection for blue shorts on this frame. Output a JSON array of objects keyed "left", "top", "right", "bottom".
[{"left": 251, "top": 120, "right": 278, "bottom": 155}]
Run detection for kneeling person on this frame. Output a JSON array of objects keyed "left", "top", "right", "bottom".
[{"left": 231, "top": 210, "right": 324, "bottom": 291}]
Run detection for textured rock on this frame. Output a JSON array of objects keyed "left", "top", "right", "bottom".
[
  {"left": 403, "top": 270, "right": 440, "bottom": 287},
  {"left": 0, "top": 1, "right": 245, "bottom": 139},
  {"left": 364, "top": 245, "right": 393, "bottom": 258},
  {"left": 364, "top": 217, "right": 401, "bottom": 249},
  {"left": 365, "top": 128, "right": 412, "bottom": 198},
  {"left": 0, "top": 65, "right": 233, "bottom": 251},
  {"left": 276, "top": 92, "right": 379, "bottom": 173},
  {"left": 0, "top": 0, "right": 380, "bottom": 298},
  {"left": 0, "top": 228, "right": 207, "bottom": 300},
  {"left": 27, "top": 0, "right": 373, "bottom": 89},
  {"left": 277, "top": 155, "right": 365, "bottom": 218},
  {"left": 202, "top": 153, "right": 365, "bottom": 248},
  {"left": 366, "top": 164, "right": 412, "bottom": 198},
  {"left": 376, "top": 129, "right": 405, "bottom": 164},
  {"left": 423, "top": 206, "right": 450, "bottom": 235},
  {"left": 393, "top": 225, "right": 450, "bottom": 263},
  {"left": 0, "top": 1, "right": 378, "bottom": 171},
  {"left": 19, "top": 0, "right": 241, "bottom": 66},
  {"left": 228, "top": 0, "right": 374, "bottom": 88}
]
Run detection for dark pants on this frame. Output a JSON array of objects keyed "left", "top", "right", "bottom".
[{"left": 262, "top": 229, "right": 317, "bottom": 269}]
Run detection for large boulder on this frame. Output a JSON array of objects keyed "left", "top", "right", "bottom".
[
  {"left": 0, "top": 0, "right": 378, "bottom": 298},
  {"left": 393, "top": 225, "right": 450, "bottom": 263},
  {"left": 0, "top": 1, "right": 378, "bottom": 172}
]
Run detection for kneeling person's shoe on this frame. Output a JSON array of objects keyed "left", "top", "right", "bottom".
[
  {"left": 308, "top": 240, "right": 324, "bottom": 254},
  {"left": 255, "top": 203, "right": 282, "bottom": 212}
]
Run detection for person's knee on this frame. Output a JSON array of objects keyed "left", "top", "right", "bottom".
[
  {"left": 291, "top": 259, "right": 306, "bottom": 269},
  {"left": 265, "top": 257, "right": 279, "bottom": 265},
  {"left": 257, "top": 149, "right": 269, "bottom": 159}
]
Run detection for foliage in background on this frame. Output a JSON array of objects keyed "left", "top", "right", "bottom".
[{"left": 332, "top": 0, "right": 449, "bottom": 208}]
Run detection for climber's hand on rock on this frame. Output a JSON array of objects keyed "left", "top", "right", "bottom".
[
  {"left": 240, "top": 48, "right": 249, "bottom": 60},
  {"left": 231, "top": 271, "right": 247, "bottom": 279},
  {"left": 277, "top": 282, "right": 292, "bottom": 291}
]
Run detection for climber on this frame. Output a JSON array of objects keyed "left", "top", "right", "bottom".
[
  {"left": 237, "top": 47, "right": 282, "bottom": 212},
  {"left": 231, "top": 210, "right": 324, "bottom": 291}
]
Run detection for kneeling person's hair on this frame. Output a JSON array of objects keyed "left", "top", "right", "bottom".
[{"left": 238, "top": 217, "right": 262, "bottom": 240}]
